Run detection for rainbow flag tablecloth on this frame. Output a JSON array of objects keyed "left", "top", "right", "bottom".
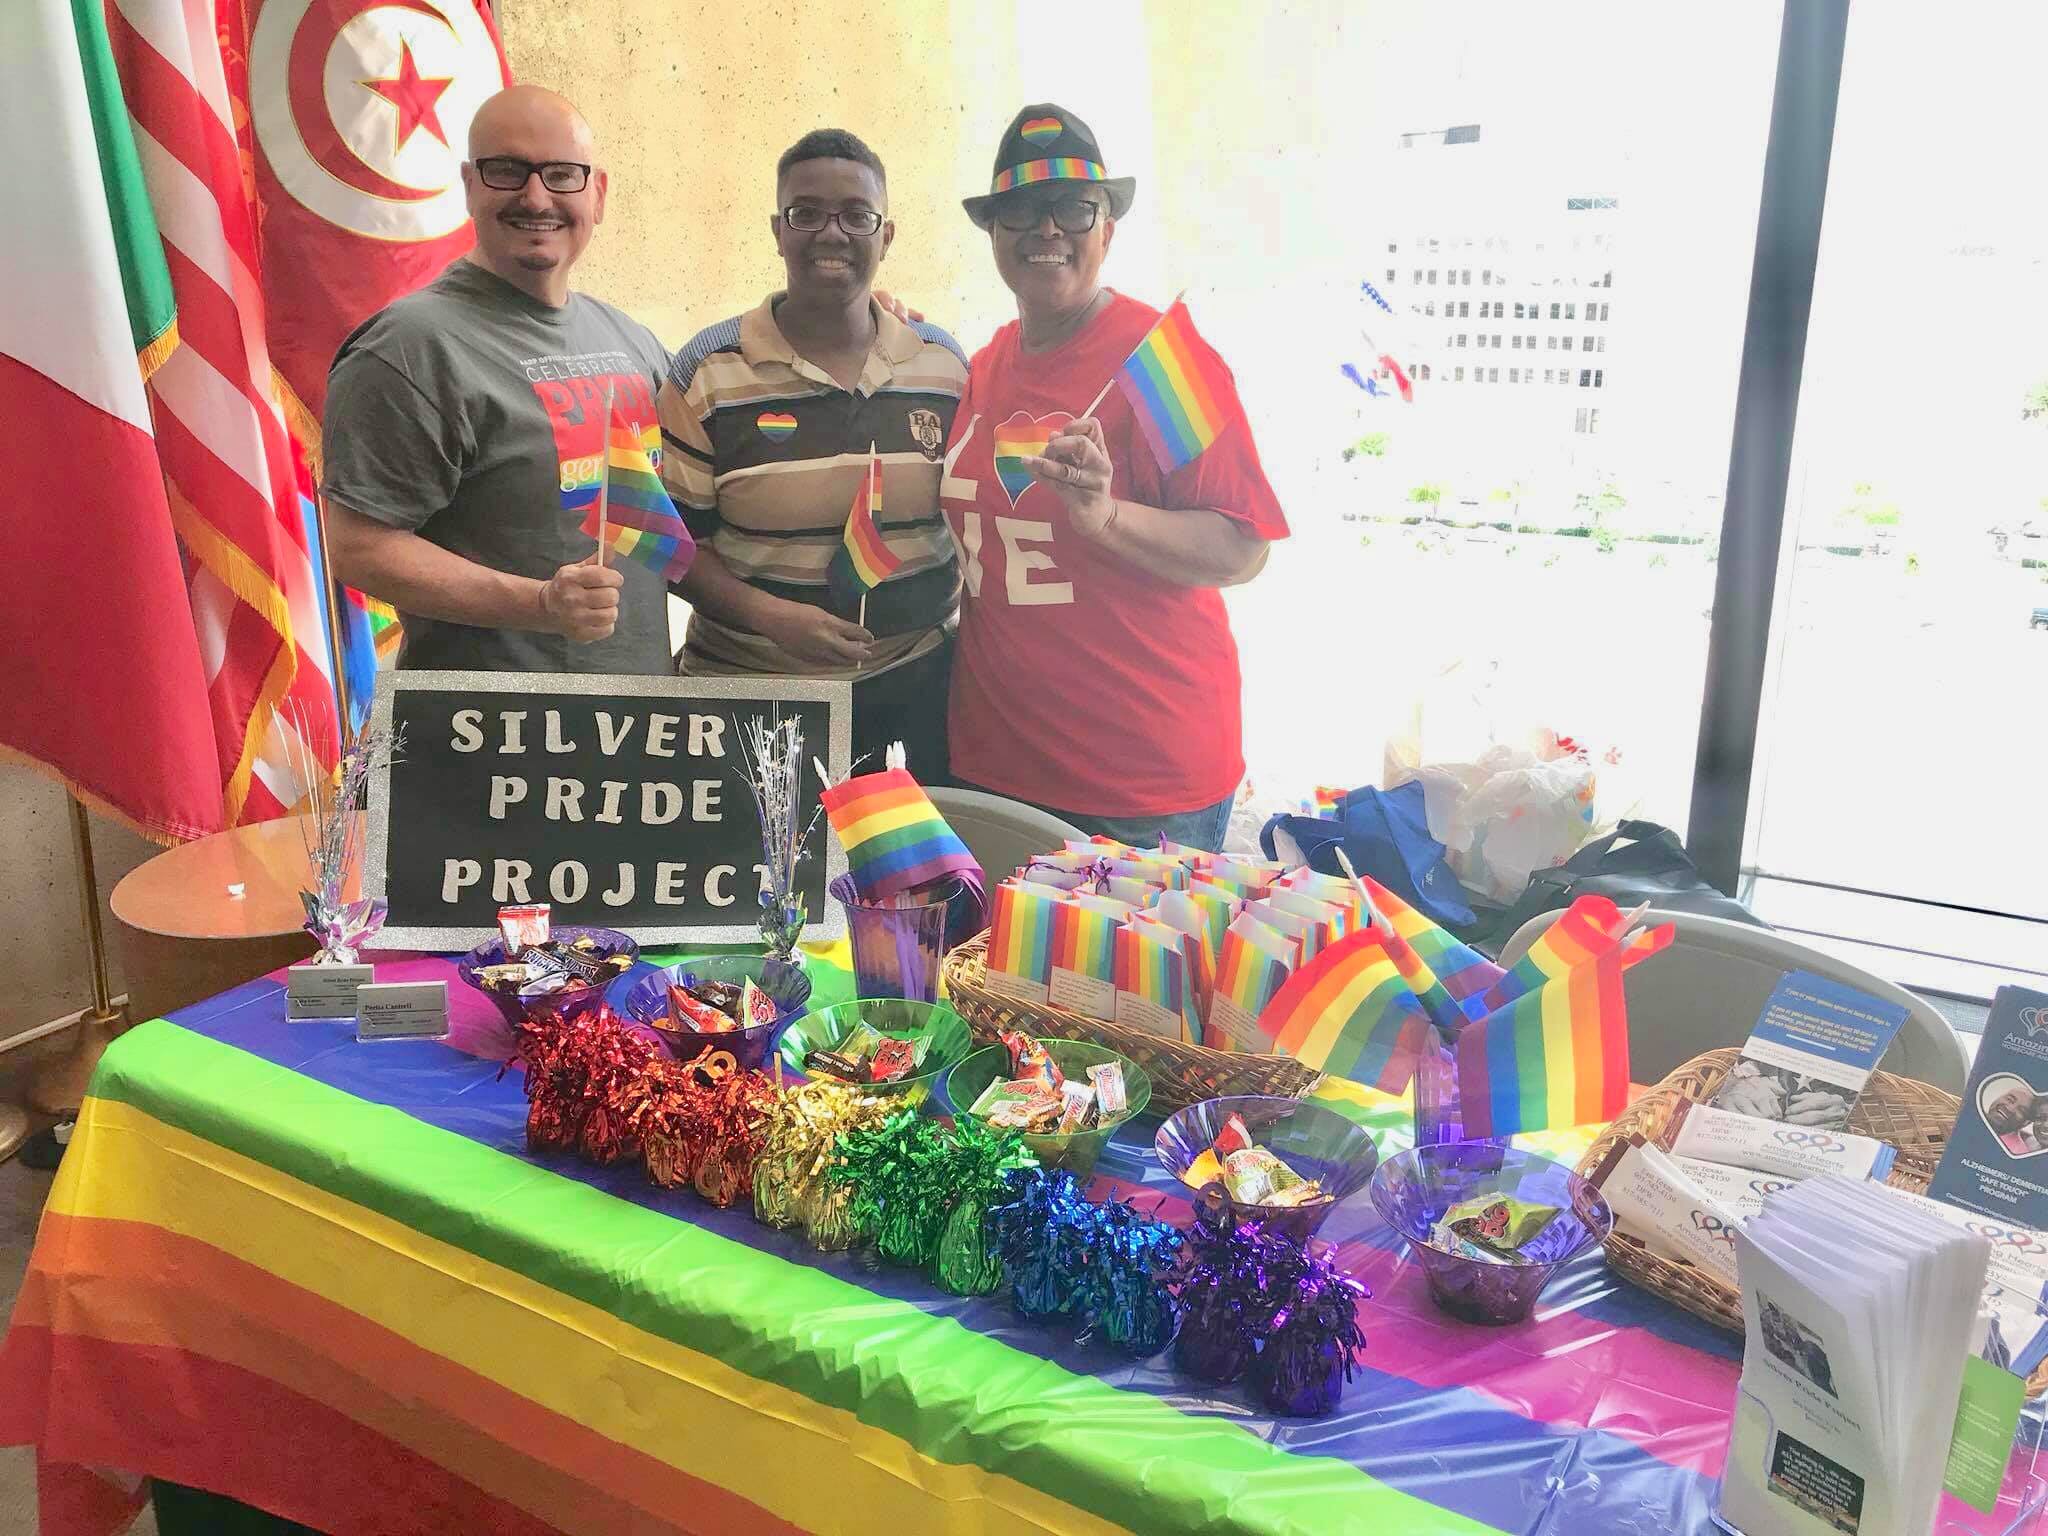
[{"left": 1, "top": 956, "right": 2038, "bottom": 1535}]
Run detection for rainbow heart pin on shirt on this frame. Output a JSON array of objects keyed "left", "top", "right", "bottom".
[
  {"left": 757, "top": 411, "right": 798, "bottom": 442},
  {"left": 992, "top": 410, "right": 1073, "bottom": 506}
]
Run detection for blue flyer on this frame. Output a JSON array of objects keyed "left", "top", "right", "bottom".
[
  {"left": 1928, "top": 986, "right": 2048, "bottom": 1227},
  {"left": 1708, "top": 969, "right": 1910, "bottom": 1131}
]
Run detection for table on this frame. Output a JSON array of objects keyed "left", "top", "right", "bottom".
[
  {"left": 107, "top": 814, "right": 364, "bottom": 1026},
  {"left": 3, "top": 954, "right": 2042, "bottom": 1536}
]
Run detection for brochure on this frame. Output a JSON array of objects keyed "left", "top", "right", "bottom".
[
  {"left": 1720, "top": 1177, "right": 1989, "bottom": 1536},
  {"left": 1709, "top": 970, "right": 1908, "bottom": 1131},
  {"left": 1927, "top": 986, "right": 2048, "bottom": 1230}
]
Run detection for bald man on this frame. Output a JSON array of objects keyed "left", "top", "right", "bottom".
[{"left": 323, "top": 86, "right": 681, "bottom": 674}]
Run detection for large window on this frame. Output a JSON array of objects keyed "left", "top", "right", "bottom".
[
  {"left": 1223, "top": 0, "right": 1782, "bottom": 852},
  {"left": 1742, "top": 1, "right": 2048, "bottom": 992}
]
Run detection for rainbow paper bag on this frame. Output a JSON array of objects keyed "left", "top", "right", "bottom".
[
  {"left": 1157, "top": 838, "right": 1216, "bottom": 870},
  {"left": 1114, "top": 915, "right": 1202, "bottom": 1043},
  {"left": 1181, "top": 882, "right": 1243, "bottom": 960},
  {"left": 1071, "top": 837, "right": 1136, "bottom": 859},
  {"left": 1246, "top": 897, "right": 1337, "bottom": 965},
  {"left": 1208, "top": 914, "right": 1301, "bottom": 1055},
  {"left": 1109, "top": 854, "right": 1188, "bottom": 891},
  {"left": 1047, "top": 892, "right": 1137, "bottom": 1021},
  {"left": 1274, "top": 867, "right": 1370, "bottom": 927},
  {"left": 1149, "top": 891, "right": 1220, "bottom": 1043},
  {"left": 984, "top": 879, "right": 1061, "bottom": 1004},
  {"left": 1105, "top": 874, "right": 1168, "bottom": 909},
  {"left": 1192, "top": 868, "right": 1272, "bottom": 904},
  {"left": 1021, "top": 862, "right": 1094, "bottom": 892}
]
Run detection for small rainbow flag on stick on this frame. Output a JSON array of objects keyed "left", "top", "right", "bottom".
[
  {"left": 1456, "top": 949, "right": 1634, "bottom": 1138},
  {"left": 827, "top": 444, "right": 903, "bottom": 609},
  {"left": 1083, "top": 295, "right": 1240, "bottom": 473},
  {"left": 1476, "top": 895, "right": 1672, "bottom": 1015},
  {"left": 1252, "top": 929, "right": 1435, "bottom": 1090},
  {"left": 578, "top": 417, "right": 697, "bottom": 582},
  {"left": 818, "top": 767, "right": 982, "bottom": 901}
]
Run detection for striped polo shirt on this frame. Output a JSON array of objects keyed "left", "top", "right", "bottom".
[{"left": 657, "top": 296, "right": 967, "bottom": 678}]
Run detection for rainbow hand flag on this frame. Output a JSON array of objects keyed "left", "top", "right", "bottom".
[
  {"left": 1110, "top": 297, "right": 1239, "bottom": 472},
  {"left": 819, "top": 767, "right": 982, "bottom": 900},
  {"left": 577, "top": 420, "right": 697, "bottom": 582},
  {"left": 1455, "top": 947, "right": 1634, "bottom": 1138},
  {"left": 1477, "top": 895, "right": 1674, "bottom": 1015},
  {"left": 827, "top": 446, "right": 904, "bottom": 600},
  {"left": 1356, "top": 874, "right": 1505, "bottom": 1033},
  {"left": 1252, "top": 929, "right": 1435, "bottom": 1091}
]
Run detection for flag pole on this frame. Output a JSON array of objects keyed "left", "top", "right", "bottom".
[
  {"left": 594, "top": 380, "right": 616, "bottom": 567},
  {"left": 24, "top": 796, "right": 130, "bottom": 1120},
  {"left": 311, "top": 489, "right": 353, "bottom": 744}
]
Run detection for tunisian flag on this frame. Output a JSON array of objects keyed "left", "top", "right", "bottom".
[{"left": 243, "top": 0, "right": 512, "bottom": 443}]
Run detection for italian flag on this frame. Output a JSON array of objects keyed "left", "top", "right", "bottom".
[{"left": 0, "top": 0, "right": 223, "bottom": 841}]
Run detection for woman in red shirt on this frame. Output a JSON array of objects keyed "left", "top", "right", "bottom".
[{"left": 943, "top": 104, "right": 1289, "bottom": 852}]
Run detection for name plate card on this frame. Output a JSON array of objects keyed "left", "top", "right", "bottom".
[
  {"left": 355, "top": 980, "right": 449, "bottom": 1041},
  {"left": 285, "top": 962, "right": 374, "bottom": 1021}
]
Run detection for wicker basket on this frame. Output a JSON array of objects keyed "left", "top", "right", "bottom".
[
  {"left": 1571, "top": 1047, "right": 2045, "bottom": 1395},
  {"left": 941, "top": 932, "right": 1324, "bottom": 1113}
]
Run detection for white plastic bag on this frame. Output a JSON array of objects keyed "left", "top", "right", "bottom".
[{"left": 1385, "top": 731, "right": 1599, "bottom": 903}]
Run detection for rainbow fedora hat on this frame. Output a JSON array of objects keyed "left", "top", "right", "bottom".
[{"left": 962, "top": 103, "right": 1136, "bottom": 229}]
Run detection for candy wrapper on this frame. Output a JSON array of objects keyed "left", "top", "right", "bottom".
[
  {"left": 1180, "top": 1117, "right": 1327, "bottom": 1211},
  {"left": 499, "top": 903, "right": 551, "bottom": 951},
  {"left": 1432, "top": 1195, "right": 1562, "bottom": 1265},
  {"left": 1088, "top": 1061, "right": 1128, "bottom": 1118},
  {"left": 803, "top": 1022, "right": 926, "bottom": 1085},
  {"left": 968, "top": 1078, "right": 1063, "bottom": 1131},
  {"left": 986, "top": 1169, "right": 1183, "bottom": 1353},
  {"left": 999, "top": 1029, "right": 1063, "bottom": 1091}
]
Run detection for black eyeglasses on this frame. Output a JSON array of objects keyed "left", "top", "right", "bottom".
[
  {"left": 781, "top": 205, "right": 885, "bottom": 236},
  {"left": 472, "top": 157, "right": 592, "bottom": 193},
  {"left": 993, "top": 196, "right": 1103, "bottom": 234}
]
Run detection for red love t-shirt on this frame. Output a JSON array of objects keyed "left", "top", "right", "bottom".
[{"left": 943, "top": 292, "right": 1289, "bottom": 817}]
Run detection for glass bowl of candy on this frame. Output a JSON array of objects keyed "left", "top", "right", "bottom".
[
  {"left": 941, "top": 1035, "right": 1152, "bottom": 1176},
  {"left": 457, "top": 924, "right": 639, "bottom": 1027},
  {"left": 1368, "top": 1142, "right": 1614, "bottom": 1326},
  {"left": 1154, "top": 1096, "right": 1381, "bottom": 1244},
  {"left": 608, "top": 954, "right": 813, "bottom": 1075},
  {"left": 776, "top": 999, "right": 974, "bottom": 1110}
]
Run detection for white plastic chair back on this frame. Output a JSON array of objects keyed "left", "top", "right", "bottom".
[{"left": 926, "top": 787, "right": 1084, "bottom": 890}]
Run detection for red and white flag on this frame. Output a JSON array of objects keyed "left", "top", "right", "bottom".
[{"left": 242, "top": 0, "right": 512, "bottom": 446}]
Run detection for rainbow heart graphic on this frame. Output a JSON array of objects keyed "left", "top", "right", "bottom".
[
  {"left": 756, "top": 411, "right": 798, "bottom": 442},
  {"left": 992, "top": 410, "right": 1072, "bottom": 506},
  {"left": 1019, "top": 116, "right": 1063, "bottom": 147}
]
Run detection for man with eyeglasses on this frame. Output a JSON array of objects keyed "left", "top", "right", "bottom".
[
  {"left": 657, "top": 129, "right": 966, "bottom": 778},
  {"left": 322, "top": 85, "right": 683, "bottom": 676}
]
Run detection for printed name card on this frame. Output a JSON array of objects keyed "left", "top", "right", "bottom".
[
  {"left": 286, "top": 962, "right": 374, "bottom": 1021},
  {"left": 355, "top": 980, "right": 449, "bottom": 1041}
]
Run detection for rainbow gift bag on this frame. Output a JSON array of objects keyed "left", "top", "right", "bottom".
[
  {"left": 1114, "top": 915, "right": 1202, "bottom": 1043},
  {"left": 1047, "top": 892, "right": 1137, "bottom": 1021},
  {"left": 1109, "top": 854, "right": 1188, "bottom": 891},
  {"left": 1105, "top": 874, "right": 1169, "bottom": 909},
  {"left": 1275, "top": 867, "right": 1370, "bottom": 927},
  {"left": 1207, "top": 914, "right": 1300, "bottom": 1054},
  {"left": 984, "top": 879, "right": 1062, "bottom": 1004},
  {"left": 1246, "top": 897, "right": 1339, "bottom": 966}
]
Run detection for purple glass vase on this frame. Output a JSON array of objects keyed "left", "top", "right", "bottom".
[
  {"left": 830, "top": 872, "right": 964, "bottom": 1002},
  {"left": 1411, "top": 1023, "right": 1511, "bottom": 1151}
]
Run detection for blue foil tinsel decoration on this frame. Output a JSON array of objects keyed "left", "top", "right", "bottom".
[{"left": 987, "top": 1169, "right": 1184, "bottom": 1355}]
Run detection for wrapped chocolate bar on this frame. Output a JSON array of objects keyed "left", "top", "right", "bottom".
[
  {"left": 969, "top": 1077, "right": 1063, "bottom": 1132},
  {"left": 1088, "top": 1061, "right": 1128, "bottom": 1118},
  {"left": 669, "top": 984, "right": 738, "bottom": 1034},
  {"left": 1055, "top": 1081, "right": 1097, "bottom": 1134},
  {"left": 1180, "top": 1115, "right": 1327, "bottom": 1211},
  {"left": 999, "top": 1029, "right": 1063, "bottom": 1091}
]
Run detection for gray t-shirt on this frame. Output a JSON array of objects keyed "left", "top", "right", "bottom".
[{"left": 323, "top": 258, "right": 673, "bottom": 675}]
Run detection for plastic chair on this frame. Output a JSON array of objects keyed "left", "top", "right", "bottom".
[
  {"left": 1498, "top": 907, "right": 1969, "bottom": 1093},
  {"left": 926, "top": 787, "right": 1083, "bottom": 886}
]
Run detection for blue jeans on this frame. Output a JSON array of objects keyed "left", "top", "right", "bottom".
[{"left": 960, "top": 783, "right": 1238, "bottom": 855}]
